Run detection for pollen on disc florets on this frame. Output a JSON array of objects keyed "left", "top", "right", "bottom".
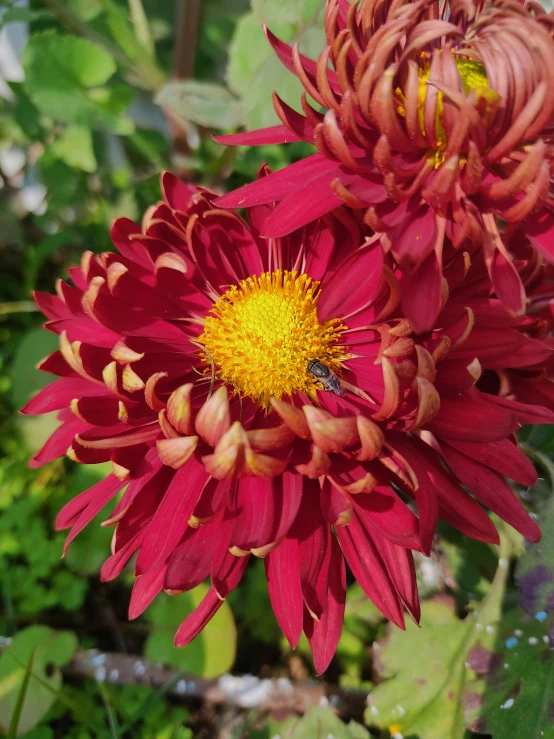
[{"left": 198, "top": 270, "right": 347, "bottom": 406}]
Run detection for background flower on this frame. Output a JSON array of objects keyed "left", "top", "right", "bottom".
[{"left": 216, "top": 0, "right": 554, "bottom": 334}]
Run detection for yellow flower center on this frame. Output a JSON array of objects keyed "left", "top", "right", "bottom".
[
  {"left": 398, "top": 56, "right": 499, "bottom": 167},
  {"left": 198, "top": 270, "right": 347, "bottom": 406}
]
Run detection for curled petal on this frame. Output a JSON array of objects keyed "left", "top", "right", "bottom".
[
  {"left": 356, "top": 415, "right": 385, "bottom": 461},
  {"left": 157, "top": 436, "right": 198, "bottom": 469},
  {"left": 372, "top": 357, "right": 401, "bottom": 421},
  {"left": 167, "top": 383, "right": 194, "bottom": 435},
  {"left": 202, "top": 421, "right": 248, "bottom": 480},
  {"left": 295, "top": 445, "right": 331, "bottom": 478},
  {"left": 243, "top": 447, "right": 290, "bottom": 478},
  {"left": 246, "top": 423, "right": 295, "bottom": 451},
  {"left": 303, "top": 405, "right": 359, "bottom": 453},
  {"left": 407, "top": 376, "right": 441, "bottom": 430},
  {"left": 270, "top": 396, "right": 311, "bottom": 438},
  {"left": 195, "top": 385, "right": 231, "bottom": 447}
]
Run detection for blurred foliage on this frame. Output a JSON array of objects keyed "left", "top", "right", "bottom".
[
  {"left": 0, "top": 626, "right": 77, "bottom": 735},
  {"left": 144, "top": 584, "right": 237, "bottom": 678},
  {"left": 256, "top": 706, "right": 371, "bottom": 739},
  {"left": 0, "top": 0, "right": 553, "bottom": 737}
]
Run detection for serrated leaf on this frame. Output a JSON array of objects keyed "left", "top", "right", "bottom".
[
  {"left": 367, "top": 532, "right": 512, "bottom": 739},
  {"left": 143, "top": 584, "right": 236, "bottom": 678},
  {"left": 155, "top": 81, "right": 244, "bottom": 130},
  {"left": 366, "top": 600, "right": 472, "bottom": 739},
  {"left": 0, "top": 626, "right": 77, "bottom": 735}
]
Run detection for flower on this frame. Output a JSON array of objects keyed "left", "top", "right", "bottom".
[
  {"left": 24, "top": 172, "right": 552, "bottom": 673},
  {"left": 215, "top": 0, "right": 554, "bottom": 333}
]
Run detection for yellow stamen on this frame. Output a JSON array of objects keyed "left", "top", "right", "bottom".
[
  {"left": 398, "top": 55, "right": 499, "bottom": 168},
  {"left": 198, "top": 270, "right": 347, "bottom": 407}
]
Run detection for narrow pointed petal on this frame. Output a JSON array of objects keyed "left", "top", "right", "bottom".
[
  {"left": 441, "top": 443, "right": 541, "bottom": 543},
  {"left": 304, "top": 536, "right": 346, "bottom": 674},
  {"left": 135, "top": 458, "right": 208, "bottom": 575},
  {"left": 128, "top": 564, "right": 166, "bottom": 619},
  {"left": 336, "top": 518, "right": 405, "bottom": 627},
  {"left": 265, "top": 537, "right": 303, "bottom": 649}
]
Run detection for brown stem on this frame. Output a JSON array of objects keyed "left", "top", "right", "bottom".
[
  {"left": 174, "top": 0, "right": 202, "bottom": 80},
  {"left": 0, "top": 639, "right": 367, "bottom": 719}
]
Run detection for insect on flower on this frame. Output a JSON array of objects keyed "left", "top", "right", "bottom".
[{"left": 308, "top": 359, "right": 346, "bottom": 397}]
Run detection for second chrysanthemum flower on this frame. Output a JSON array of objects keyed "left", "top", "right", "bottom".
[{"left": 24, "top": 171, "right": 553, "bottom": 673}]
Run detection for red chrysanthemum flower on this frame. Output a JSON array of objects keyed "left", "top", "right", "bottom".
[
  {"left": 216, "top": 0, "right": 554, "bottom": 333},
  {"left": 24, "top": 172, "right": 553, "bottom": 673}
]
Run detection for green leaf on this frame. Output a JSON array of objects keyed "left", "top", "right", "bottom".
[
  {"left": 299, "top": 0, "right": 326, "bottom": 23},
  {"left": 366, "top": 531, "right": 513, "bottom": 739},
  {"left": 516, "top": 494, "right": 554, "bottom": 619},
  {"left": 97, "top": 0, "right": 163, "bottom": 91},
  {"left": 227, "top": 559, "right": 280, "bottom": 644},
  {"left": 10, "top": 328, "right": 59, "bottom": 410},
  {"left": 155, "top": 81, "right": 244, "bottom": 130},
  {"left": 25, "top": 32, "right": 116, "bottom": 90},
  {"left": 273, "top": 707, "right": 371, "bottom": 738},
  {"left": 0, "top": 626, "right": 77, "bottom": 735},
  {"left": 11, "top": 83, "right": 43, "bottom": 140},
  {"left": 18, "top": 414, "right": 60, "bottom": 456},
  {"left": 38, "top": 156, "right": 86, "bottom": 212},
  {"left": 50, "top": 126, "right": 97, "bottom": 173},
  {"left": 1, "top": 7, "right": 55, "bottom": 24},
  {"left": 64, "top": 464, "right": 114, "bottom": 576},
  {"left": 7, "top": 648, "right": 35, "bottom": 739},
  {"left": 101, "top": 0, "right": 151, "bottom": 62},
  {"left": 67, "top": 0, "right": 103, "bottom": 20},
  {"left": 464, "top": 609, "right": 554, "bottom": 738},
  {"left": 242, "top": 52, "right": 303, "bottom": 129},
  {"left": 128, "top": 0, "right": 155, "bottom": 57},
  {"left": 251, "top": 0, "right": 301, "bottom": 26},
  {"left": 226, "top": 10, "right": 326, "bottom": 129},
  {"left": 465, "top": 497, "right": 554, "bottom": 737},
  {"left": 26, "top": 231, "right": 77, "bottom": 291},
  {"left": 19, "top": 727, "right": 54, "bottom": 739},
  {"left": 366, "top": 600, "right": 472, "bottom": 738},
  {"left": 227, "top": 13, "right": 276, "bottom": 98},
  {"left": 143, "top": 584, "right": 236, "bottom": 678},
  {"left": 23, "top": 32, "right": 133, "bottom": 133}
]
